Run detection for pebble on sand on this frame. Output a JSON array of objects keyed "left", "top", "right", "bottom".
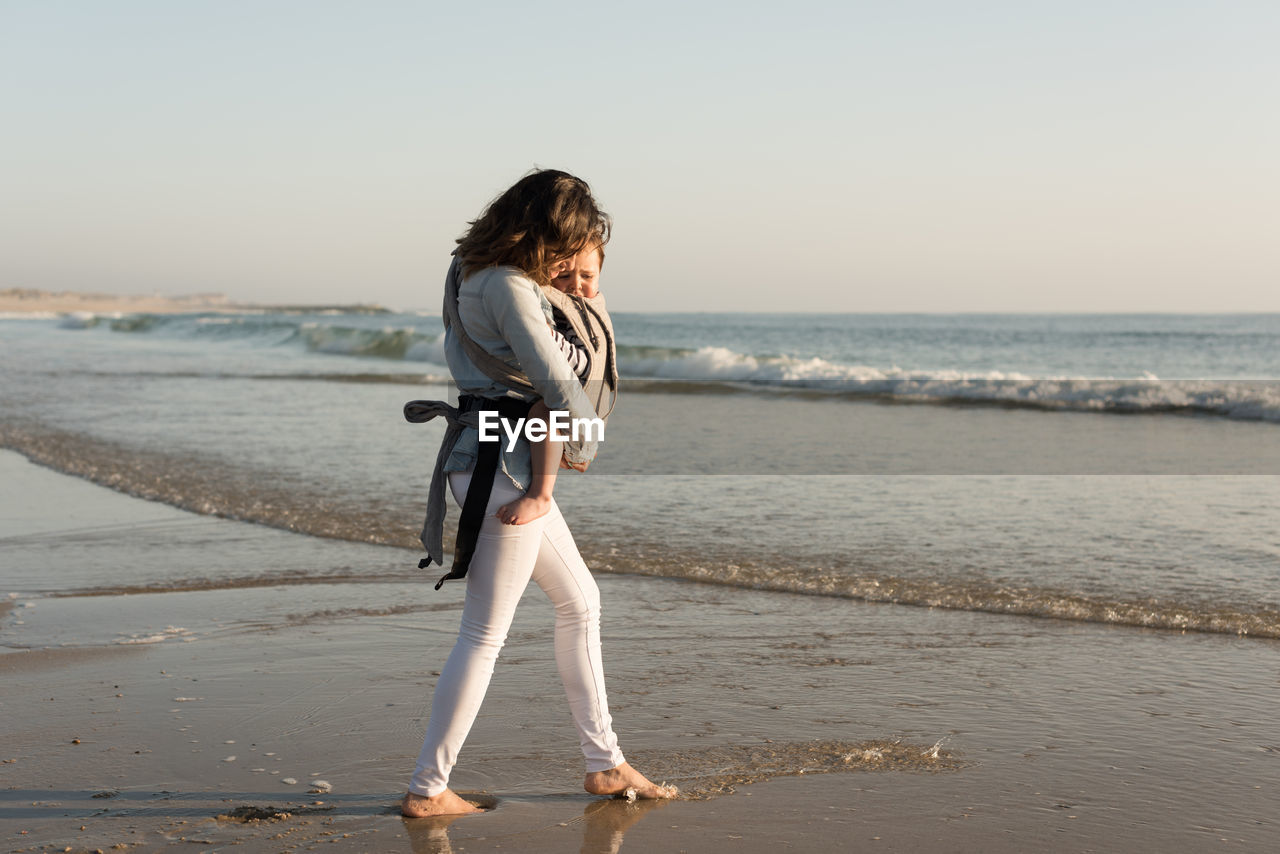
[{"left": 281, "top": 777, "right": 297, "bottom": 785}]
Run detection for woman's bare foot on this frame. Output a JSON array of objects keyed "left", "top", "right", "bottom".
[
  {"left": 584, "top": 762, "right": 678, "bottom": 800},
  {"left": 400, "top": 789, "right": 482, "bottom": 818},
  {"left": 496, "top": 494, "right": 551, "bottom": 525}
]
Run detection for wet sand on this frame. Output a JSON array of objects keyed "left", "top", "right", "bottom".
[{"left": 3, "top": 453, "right": 1279, "bottom": 852}]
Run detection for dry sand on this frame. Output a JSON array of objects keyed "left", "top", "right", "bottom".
[
  {"left": 0, "top": 289, "right": 385, "bottom": 316},
  {"left": 0, "top": 289, "right": 235, "bottom": 316}
]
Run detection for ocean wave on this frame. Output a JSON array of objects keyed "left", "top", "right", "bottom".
[
  {"left": 92, "top": 311, "right": 325, "bottom": 344},
  {"left": 68, "top": 368, "right": 450, "bottom": 386},
  {"left": 4, "top": 422, "right": 1279, "bottom": 640},
  {"left": 617, "top": 345, "right": 1280, "bottom": 422},
  {"left": 109, "top": 314, "right": 159, "bottom": 332},
  {"left": 89, "top": 311, "right": 452, "bottom": 366},
  {"left": 57, "top": 311, "right": 110, "bottom": 329},
  {"left": 291, "top": 323, "right": 446, "bottom": 363},
  {"left": 55, "top": 310, "right": 1280, "bottom": 422}
]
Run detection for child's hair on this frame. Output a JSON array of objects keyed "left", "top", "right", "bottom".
[{"left": 456, "top": 169, "right": 611, "bottom": 287}]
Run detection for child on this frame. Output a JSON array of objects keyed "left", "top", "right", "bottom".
[{"left": 495, "top": 242, "right": 603, "bottom": 525}]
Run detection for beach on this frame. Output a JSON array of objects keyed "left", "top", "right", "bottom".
[
  {"left": 3, "top": 305, "right": 1280, "bottom": 851},
  {"left": 0, "top": 290, "right": 236, "bottom": 318},
  {"left": 6, "top": 0, "right": 1279, "bottom": 844},
  {"left": 4, "top": 451, "right": 1279, "bottom": 852},
  {"left": 0, "top": 290, "right": 384, "bottom": 319}
]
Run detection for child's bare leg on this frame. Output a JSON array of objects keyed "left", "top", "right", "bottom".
[{"left": 496, "top": 400, "right": 560, "bottom": 525}]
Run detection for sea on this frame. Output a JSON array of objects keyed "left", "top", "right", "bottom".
[{"left": 2, "top": 309, "right": 1279, "bottom": 646}]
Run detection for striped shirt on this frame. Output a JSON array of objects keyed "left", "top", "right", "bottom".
[{"left": 550, "top": 321, "right": 590, "bottom": 379}]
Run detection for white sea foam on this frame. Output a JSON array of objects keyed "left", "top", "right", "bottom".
[
  {"left": 404, "top": 331, "right": 447, "bottom": 364},
  {"left": 619, "top": 346, "right": 1280, "bottom": 421},
  {"left": 57, "top": 311, "right": 100, "bottom": 329},
  {"left": 114, "top": 625, "right": 196, "bottom": 645},
  {"left": 10, "top": 310, "right": 1277, "bottom": 421}
]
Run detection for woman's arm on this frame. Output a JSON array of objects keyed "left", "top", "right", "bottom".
[{"left": 481, "top": 270, "right": 600, "bottom": 467}]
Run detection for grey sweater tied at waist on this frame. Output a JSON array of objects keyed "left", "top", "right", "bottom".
[{"left": 402, "top": 398, "right": 482, "bottom": 569}]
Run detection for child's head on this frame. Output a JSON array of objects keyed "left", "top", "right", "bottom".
[{"left": 551, "top": 243, "right": 604, "bottom": 297}]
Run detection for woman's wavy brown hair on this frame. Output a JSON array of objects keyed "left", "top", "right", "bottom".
[{"left": 455, "top": 169, "right": 611, "bottom": 287}]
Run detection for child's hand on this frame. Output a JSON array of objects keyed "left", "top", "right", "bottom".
[{"left": 560, "top": 453, "right": 589, "bottom": 472}]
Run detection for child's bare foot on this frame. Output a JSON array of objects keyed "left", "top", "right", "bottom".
[
  {"left": 400, "top": 789, "right": 481, "bottom": 817},
  {"left": 584, "top": 762, "right": 678, "bottom": 800},
  {"left": 496, "top": 494, "right": 552, "bottom": 525}
]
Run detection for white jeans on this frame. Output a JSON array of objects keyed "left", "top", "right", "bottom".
[{"left": 408, "top": 471, "right": 626, "bottom": 796}]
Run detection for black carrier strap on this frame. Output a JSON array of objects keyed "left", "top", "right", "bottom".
[{"left": 425, "top": 394, "right": 533, "bottom": 590}]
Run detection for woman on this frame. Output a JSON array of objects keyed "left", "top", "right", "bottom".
[{"left": 402, "top": 169, "right": 674, "bottom": 817}]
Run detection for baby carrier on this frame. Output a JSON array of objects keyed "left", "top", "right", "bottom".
[{"left": 404, "top": 258, "right": 618, "bottom": 587}]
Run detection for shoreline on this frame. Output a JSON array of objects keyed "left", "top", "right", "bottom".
[{"left": 0, "top": 288, "right": 386, "bottom": 316}]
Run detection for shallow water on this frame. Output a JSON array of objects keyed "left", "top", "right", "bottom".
[{"left": 3, "top": 311, "right": 1280, "bottom": 639}]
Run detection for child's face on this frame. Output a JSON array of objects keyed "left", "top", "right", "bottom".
[{"left": 551, "top": 246, "right": 602, "bottom": 297}]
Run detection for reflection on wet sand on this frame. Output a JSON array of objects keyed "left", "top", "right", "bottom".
[
  {"left": 402, "top": 812, "right": 460, "bottom": 854},
  {"left": 401, "top": 796, "right": 668, "bottom": 854},
  {"left": 400, "top": 793, "right": 493, "bottom": 854},
  {"left": 577, "top": 798, "right": 670, "bottom": 854}
]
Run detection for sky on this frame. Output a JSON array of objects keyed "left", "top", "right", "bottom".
[{"left": 2, "top": 0, "right": 1277, "bottom": 313}]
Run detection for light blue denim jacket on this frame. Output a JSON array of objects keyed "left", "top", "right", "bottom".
[{"left": 442, "top": 265, "right": 600, "bottom": 489}]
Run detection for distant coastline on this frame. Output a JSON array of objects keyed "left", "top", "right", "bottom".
[{"left": 0, "top": 288, "right": 388, "bottom": 316}]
